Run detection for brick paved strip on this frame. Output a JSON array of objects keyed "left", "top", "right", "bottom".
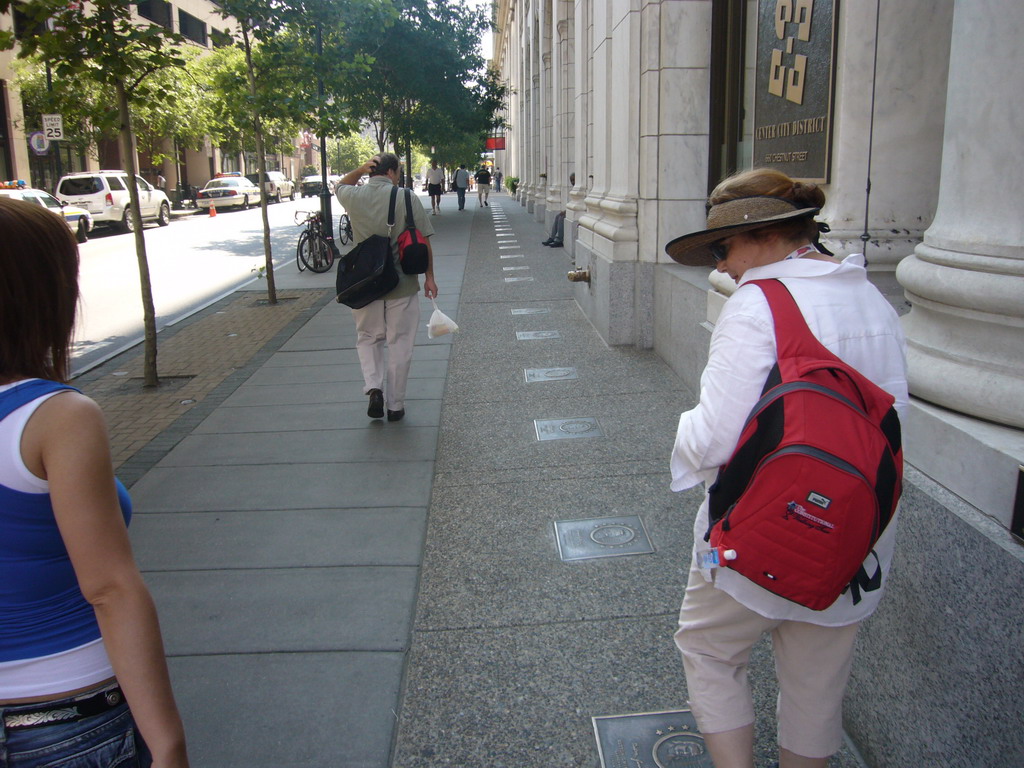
[{"left": 74, "top": 289, "right": 333, "bottom": 485}]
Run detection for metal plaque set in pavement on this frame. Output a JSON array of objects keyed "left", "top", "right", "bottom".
[
  {"left": 592, "top": 710, "right": 711, "bottom": 768},
  {"left": 554, "top": 514, "right": 654, "bottom": 561}
]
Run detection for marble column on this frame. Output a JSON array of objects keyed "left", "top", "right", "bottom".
[
  {"left": 896, "top": 0, "right": 1024, "bottom": 429},
  {"left": 823, "top": 0, "right": 953, "bottom": 269}
]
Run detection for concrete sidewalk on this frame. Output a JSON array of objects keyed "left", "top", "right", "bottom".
[{"left": 81, "top": 189, "right": 863, "bottom": 767}]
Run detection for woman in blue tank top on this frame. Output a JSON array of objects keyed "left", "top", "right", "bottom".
[{"left": 0, "top": 197, "right": 190, "bottom": 767}]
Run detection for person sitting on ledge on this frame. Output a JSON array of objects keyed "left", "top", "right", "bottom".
[{"left": 541, "top": 173, "right": 575, "bottom": 248}]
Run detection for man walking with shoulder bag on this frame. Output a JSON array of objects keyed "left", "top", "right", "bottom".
[{"left": 336, "top": 153, "right": 438, "bottom": 422}]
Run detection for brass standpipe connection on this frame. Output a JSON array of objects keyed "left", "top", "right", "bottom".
[{"left": 567, "top": 267, "right": 590, "bottom": 283}]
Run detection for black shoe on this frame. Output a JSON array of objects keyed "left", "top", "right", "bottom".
[
  {"left": 367, "top": 389, "right": 384, "bottom": 419},
  {"left": 550, "top": 240, "right": 563, "bottom": 248},
  {"left": 541, "top": 238, "right": 554, "bottom": 246},
  {"left": 485, "top": 201, "right": 489, "bottom": 206},
  {"left": 387, "top": 409, "right": 405, "bottom": 422}
]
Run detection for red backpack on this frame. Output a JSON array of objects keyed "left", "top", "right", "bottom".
[{"left": 705, "top": 279, "right": 903, "bottom": 610}]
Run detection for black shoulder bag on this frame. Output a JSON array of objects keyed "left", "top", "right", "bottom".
[{"left": 335, "top": 187, "right": 401, "bottom": 309}]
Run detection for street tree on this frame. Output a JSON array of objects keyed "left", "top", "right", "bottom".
[
  {"left": 0, "top": 0, "right": 192, "bottom": 387},
  {"left": 327, "top": 131, "right": 377, "bottom": 175},
  {"left": 14, "top": 46, "right": 215, "bottom": 175},
  {"left": 208, "top": 0, "right": 389, "bottom": 302},
  {"left": 337, "top": 0, "right": 503, "bottom": 178}
]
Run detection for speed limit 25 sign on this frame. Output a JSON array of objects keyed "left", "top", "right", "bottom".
[{"left": 42, "top": 114, "right": 64, "bottom": 141}]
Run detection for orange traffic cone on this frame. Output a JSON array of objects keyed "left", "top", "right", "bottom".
[{"left": 209, "top": 205, "right": 217, "bottom": 217}]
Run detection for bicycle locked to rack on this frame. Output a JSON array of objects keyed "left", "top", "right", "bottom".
[{"left": 294, "top": 209, "right": 335, "bottom": 273}]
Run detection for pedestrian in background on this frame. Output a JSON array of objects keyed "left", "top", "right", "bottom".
[
  {"left": 665, "top": 169, "right": 908, "bottom": 768},
  {"left": 452, "top": 164, "right": 470, "bottom": 211},
  {"left": 336, "top": 153, "right": 438, "bottom": 422},
  {"left": 426, "top": 160, "right": 444, "bottom": 215},
  {"left": 474, "top": 166, "right": 492, "bottom": 206},
  {"left": 494, "top": 168, "right": 503, "bottom": 192},
  {"left": 0, "top": 197, "right": 190, "bottom": 768}
]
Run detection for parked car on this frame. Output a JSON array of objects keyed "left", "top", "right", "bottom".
[
  {"left": 244, "top": 170, "right": 295, "bottom": 203},
  {"left": 0, "top": 180, "right": 93, "bottom": 242},
  {"left": 299, "top": 174, "right": 341, "bottom": 197},
  {"left": 56, "top": 171, "right": 171, "bottom": 232},
  {"left": 300, "top": 174, "right": 323, "bottom": 197},
  {"left": 195, "top": 175, "right": 262, "bottom": 211}
]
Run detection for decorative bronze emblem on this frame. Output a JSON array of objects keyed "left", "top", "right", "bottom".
[
  {"left": 593, "top": 710, "right": 711, "bottom": 768},
  {"left": 554, "top": 514, "right": 653, "bottom": 561}
]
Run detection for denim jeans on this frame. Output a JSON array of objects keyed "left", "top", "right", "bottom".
[
  {"left": 455, "top": 187, "right": 466, "bottom": 209},
  {"left": 0, "top": 694, "right": 150, "bottom": 768}
]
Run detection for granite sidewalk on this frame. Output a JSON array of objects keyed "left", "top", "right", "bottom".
[{"left": 78, "top": 189, "right": 863, "bottom": 767}]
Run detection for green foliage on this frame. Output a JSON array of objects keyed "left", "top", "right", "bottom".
[
  {"left": 209, "top": 0, "right": 389, "bottom": 138},
  {"left": 337, "top": 0, "right": 506, "bottom": 160},
  {"left": 194, "top": 44, "right": 300, "bottom": 156},
  {"left": 0, "top": 0, "right": 187, "bottom": 96},
  {"left": 327, "top": 132, "right": 377, "bottom": 173},
  {"left": 13, "top": 46, "right": 214, "bottom": 165},
  {"left": 505, "top": 176, "right": 519, "bottom": 194}
]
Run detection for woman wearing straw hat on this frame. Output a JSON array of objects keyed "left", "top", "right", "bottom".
[{"left": 667, "top": 169, "right": 908, "bottom": 768}]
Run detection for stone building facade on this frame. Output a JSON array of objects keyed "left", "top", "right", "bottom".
[
  {"left": 493, "top": 0, "right": 1024, "bottom": 764},
  {"left": 0, "top": 0, "right": 302, "bottom": 196}
]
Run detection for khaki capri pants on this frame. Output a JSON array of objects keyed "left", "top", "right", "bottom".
[{"left": 674, "top": 564, "right": 859, "bottom": 758}]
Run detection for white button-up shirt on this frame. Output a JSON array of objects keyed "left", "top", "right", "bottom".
[{"left": 671, "top": 253, "right": 908, "bottom": 625}]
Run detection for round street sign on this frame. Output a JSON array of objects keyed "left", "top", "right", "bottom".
[{"left": 28, "top": 131, "right": 51, "bottom": 156}]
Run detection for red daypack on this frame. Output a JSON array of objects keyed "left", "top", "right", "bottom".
[{"left": 705, "top": 279, "right": 903, "bottom": 611}]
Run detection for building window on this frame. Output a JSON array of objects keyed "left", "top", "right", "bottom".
[
  {"left": 137, "top": 0, "right": 172, "bottom": 29},
  {"left": 178, "top": 10, "right": 208, "bottom": 46},
  {"left": 708, "top": 0, "right": 757, "bottom": 190}
]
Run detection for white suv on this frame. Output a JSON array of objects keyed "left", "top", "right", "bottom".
[
  {"left": 245, "top": 171, "right": 295, "bottom": 203},
  {"left": 56, "top": 171, "right": 171, "bottom": 232}
]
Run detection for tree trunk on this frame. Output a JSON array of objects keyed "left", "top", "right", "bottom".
[
  {"left": 404, "top": 139, "right": 412, "bottom": 189},
  {"left": 242, "top": 23, "right": 277, "bottom": 305},
  {"left": 116, "top": 81, "right": 159, "bottom": 388}
]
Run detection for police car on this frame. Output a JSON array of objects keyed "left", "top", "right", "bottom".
[{"left": 0, "top": 180, "right": 94, "bottom": 242}]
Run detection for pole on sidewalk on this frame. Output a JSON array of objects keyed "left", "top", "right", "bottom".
[{"left": 316, "top": 25, "right": 340, "bottom": 259}]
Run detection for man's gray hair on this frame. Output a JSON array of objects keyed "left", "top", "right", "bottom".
[{"left": 370, "top": 153, "right": 400, "bottom": 177}]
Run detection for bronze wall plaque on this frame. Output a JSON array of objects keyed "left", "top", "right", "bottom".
[{"left": 753, "top": 0, "right": 838, "bottom": 182}]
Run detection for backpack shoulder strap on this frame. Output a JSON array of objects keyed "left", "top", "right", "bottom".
[
  {"left": 387, "top": 185, "right": 398, "bottom": 232},
  {"left": 750, "top": 278, "right": 834, "bottom": 363},
  {"left": 403, "top": 188, "right": 416, "bottom": 231},
  {"left": 0, "top": 380, "right": 78, "bottom": 421}
]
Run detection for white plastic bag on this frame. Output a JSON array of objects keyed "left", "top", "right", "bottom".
[{"left": 427, "top": 297, "right": 459, "bottom": 339}]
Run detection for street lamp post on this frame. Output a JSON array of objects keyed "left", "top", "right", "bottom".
[
  {"left": 316, "top": 25, "right": 339, "bottom": 258},
  {"left": 44, "top": 62, "right": 62, "bottom": 186}
]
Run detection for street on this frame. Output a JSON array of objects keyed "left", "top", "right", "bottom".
[{"left": 72, "top": 196, "right": 338, "bottom": 374}]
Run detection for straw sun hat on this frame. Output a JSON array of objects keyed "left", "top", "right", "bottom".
[{"left": 664, "top": 196, "right": 821, "bottom": 267}]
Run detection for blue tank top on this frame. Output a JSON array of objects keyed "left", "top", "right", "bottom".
[{"left": 0, "top": 379, "right": 132, "bottom": 663}]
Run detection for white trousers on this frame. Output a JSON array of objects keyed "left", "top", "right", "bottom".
[
  {"left": 351, "top": 293, "right": 420, "bottom": 411},
  {"left": 674, "top": 564, "right": 859, "bottom": 758}
]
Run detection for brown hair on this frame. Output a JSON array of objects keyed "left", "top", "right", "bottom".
[
  {"left": 0, "top": 197, "right": 80, "bottom": 382},
  {"left": 709, "top": 168, "right": 825, "bottom": 244}
]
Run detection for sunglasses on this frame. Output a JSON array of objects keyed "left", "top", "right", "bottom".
[{"left": 709, "top": 241, "right": 730, "bottom": 263}]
